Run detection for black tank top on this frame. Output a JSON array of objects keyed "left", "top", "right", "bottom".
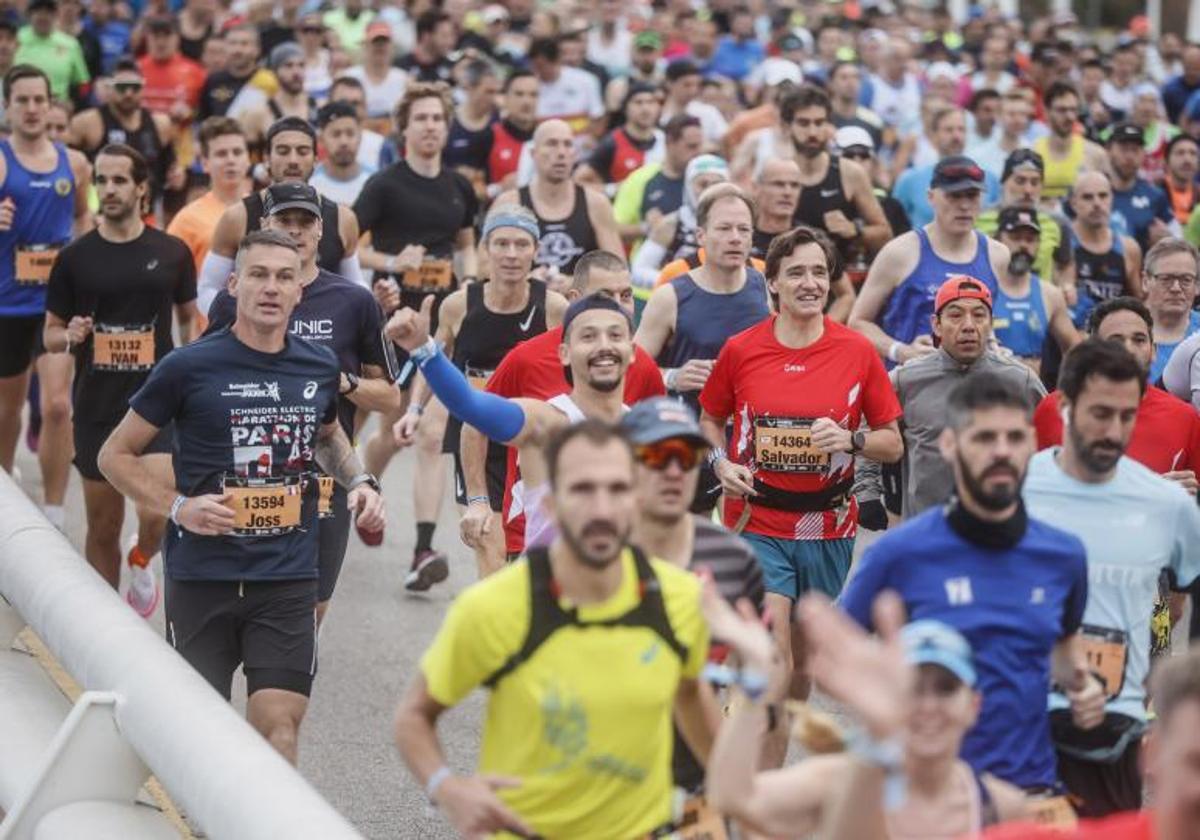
[
  {"left": 1073, "top": 232, "right": 1128, "bottom": 305},
  {"left": 519, "top": 185, "right": 598, "bottom": 275},
  {"left": 667, "top": 215, "right": 701, "bottom": 263},
  {"left": 268, "top": 97, "right": 319, "bottom": 125},
  {"left": 793, "top": 156, "right": 857, "bottom": 252},
  {"left": 752, "top": 227, "right": 781, "bottom": 261},
  {"left": 98, "top": 106, "right": 167, "bottom": 196},
  {"left": 243, "top": 190, "right": 345, "bottom": 273}
]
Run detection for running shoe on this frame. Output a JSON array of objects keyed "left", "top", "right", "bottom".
[
  {"left": 125, "top": 543, "right": 160, "bottom": 618},
  {"left": 404, "top": 549, "right": 448, "bottom": 592}
]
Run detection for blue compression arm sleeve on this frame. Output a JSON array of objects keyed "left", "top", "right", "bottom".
[{"left": 419, "top": 347, "right": 526, "bottom": 443}]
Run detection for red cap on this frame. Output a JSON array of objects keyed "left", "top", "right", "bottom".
[
  {"left": 934, "top": 275, "right": 992, "bottom": 313},
  {"left": 366, "top": 21, "right": 392, "bottom": 41}
]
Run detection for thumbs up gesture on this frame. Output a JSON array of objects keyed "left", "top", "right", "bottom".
[{"left": 385, "top": 294, "right": 435, "bottom": 351}]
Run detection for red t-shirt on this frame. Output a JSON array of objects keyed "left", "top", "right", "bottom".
[
  {"left": 699, "top": 316, "right": 902, "bottom": 540},
  {"left": 486, "top": 325, "right": 666, "bottom": 552},
  {"left": 138, "top": 54, "right": 207, "bottom": 115},
  {"left": 1034, "top": 386, "right": 1200, "bottom": 475},
  {"left": 981, "top": 810, "right": 1153, "bottom": 840}
]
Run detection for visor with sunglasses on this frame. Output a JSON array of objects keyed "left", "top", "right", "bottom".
[{"left": 931, "top": 155, "right": 985, "bottom": 192}]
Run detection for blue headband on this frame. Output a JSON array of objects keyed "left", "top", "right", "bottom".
[{"left": 482, "top": 210, "right": 540, "bottom": 242}]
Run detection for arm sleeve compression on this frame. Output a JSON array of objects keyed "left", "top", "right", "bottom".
[
  {"left": 338, "top": 255, "right": 367, "bottom": 287},
  {"left": 631, "top": 239, "right": 667, "bottom": 289},
  {"left": 419, "top": 347, "right": 526, "bottom": 443},
  {"left": 197, "top": 251, "right": 235, "bottom": 314}
]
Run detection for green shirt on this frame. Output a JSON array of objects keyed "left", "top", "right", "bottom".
[
  {"left": 15, "top": 29, "right": 89, "bottom": 100},
  {"left": 322, "top": 9, "right": 376, "bottom": 62},
  {"left": 977, "top": 207, "right": 1069, "bottom": 285}
]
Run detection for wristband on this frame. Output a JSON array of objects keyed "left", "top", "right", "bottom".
[
  {"left": 385, "top": 255, "right": 397, "bottom": 274},
  {"left": 466, "top": 494, "right": 490, "bottom": 506},
  {"left": 663, "top": 367, "right": 680, "bottom": 391},
  {"left": 348, "top": 473, "right": 381, "bottom": 494},
  {"left": 409, "top": 337, "right": 439, "bottom": 367},
  {"left": 706, "top": 446, "right": 727, "bottom": 467},
  {"left": 406, "top": 401, "right": 425, "bottom": 417},
  {"left": 426, "top": 766, "right": 453, "bottom": 804},
  {"left": 169, "top": 494, "right": 187, "bottom": 525},
  {"left": 887, "top": 341, "right": 902, "bottom": 363},
  {"left": 847, "top": 728, "right": 907, "bottom": 810}
]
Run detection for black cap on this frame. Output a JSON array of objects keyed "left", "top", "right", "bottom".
[
  {"left": 997, "top": 205, "right": 1041, "bottom": 235},
  {"left": 620, "top": 397, "right": 709, "bottom": 448},
  {"left": 665, "top": 59, "right": 701, "bottom": 83},
  {"left": 316, "top": 100, "right": 357, "bottom": 129},
  {"left": 1108, "top": 121, "right": 1145, "bottom": 146},
  {"left": 27, "top": 0, "right": 57, "bottom": 11},
  {"left": 561, "top": 294, "right": 632, "bottom": 337},
  {"left": 1001, "top": 148, "right": 1044, "bottom": 183},
  {"left": 622, "top": 81, "right": 659, "bottom": 112},
  {"left": 931, "top": 155, "right": 985, "bottom": 193},
  {"left": 263, "top": 182, "right": 321, "bottom": 218}
]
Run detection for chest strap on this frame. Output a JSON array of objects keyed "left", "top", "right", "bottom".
[{"left": 482, "top": 546, "right": 689, "bottom": 689}]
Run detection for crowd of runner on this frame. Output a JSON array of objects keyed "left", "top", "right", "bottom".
[{"left": 3, "top": 0, "right": 1200, "bottom": 837}]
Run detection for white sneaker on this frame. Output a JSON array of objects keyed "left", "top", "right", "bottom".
[{"left": 126, "top": 562, "right": 160, "bottom": 618}]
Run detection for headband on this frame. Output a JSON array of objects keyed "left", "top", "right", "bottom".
[{"left": 482, "top": 209, "right": 540, "bottom": 242}]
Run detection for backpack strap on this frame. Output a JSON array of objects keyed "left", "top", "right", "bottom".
[{"left": 599, "top": 547, "right": 689, "bottom": 664}]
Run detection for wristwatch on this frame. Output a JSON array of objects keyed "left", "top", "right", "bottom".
[
  {"left": 340, "top": 371, "right": 360, "bottom": 396},
  {"left": 850, "top": 431, "right": 867, "bottom": 454},
  {"left": 348, "top": 473, "right": 381, "bottom": 493}
]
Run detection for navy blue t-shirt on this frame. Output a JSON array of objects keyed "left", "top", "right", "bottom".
[
  {"left": 206, "top": 269, "right": 396, "bottom": 438},
  {"left": 839, "top": 506, "right": 1088, "bottom": 789},
  {"left": 1111, "top": 179, "right": 1173, "bottom": 251},
  {"left": 130, "top": 329, "right": 340, "bottom": 582}
]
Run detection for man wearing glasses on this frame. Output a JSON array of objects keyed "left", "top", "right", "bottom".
[{"left": 1142, "top": 239, "right": 1200, "bottom": 383}]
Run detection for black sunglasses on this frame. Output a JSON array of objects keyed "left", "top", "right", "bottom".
[{"left": 113, "top": 82, "right": 143, "bottom": 93}]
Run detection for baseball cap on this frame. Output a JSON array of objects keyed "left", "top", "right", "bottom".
[
  {"left": 317, "top": 100, "right": 357, "bottom": 129},
  {"left": 269, "top": 42, "right": 304, "bottom": 71},
  {"left": 931, "top": 155, "right": 985, "bottom": 193},
  {"left": 621, "top": 398, "right": 709, "bottom": 448},
  {"left": 935, "top": 275, "right": 993, "bottom": 313},
  {"left": 902, "top": 620, "right": 977, "bottom": 688},
  {"left": 1107, "top": 121, "right": 1145, "bottom": 146},
  {"left": 926, "top": 61, "right": 958, "bottom": 82},
  {"left": 366, "top": 21, "right": 393, "bottom": 40},
  {"left": 633, "top": 30, "right": 663, "bottom": 50},
  {"left": 1000, "top": 148, "right": 1044, "bottom": 183},
  {"left": 759, "top": 57, "right": 803, "bottom": 88},
  {"left": 562, "top": 294, "right": 633, "bottom": 337},
  {"left": 997, "top": 205, "right": 1041, "bottom": 235},
  {"left": 665, "top": 59, "right": 702, "bottom": 83},
  {"left": 835, "top": 125, "right": 875, "bottom": 154},
  {"left": 777, "top": 32, "right": 806, "bottom": 53},
  {"left": 263, "top": 182, "right": 321, "bottom": 218}
]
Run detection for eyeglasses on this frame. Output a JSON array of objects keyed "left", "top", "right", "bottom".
[
  {"left": 635, "top": 439, "right": 705, "bottom": 471},
  {"left": 113, "top": 82, "right": 142, "bottom": 93},
  {"left": 1150, "top": 273, "right": 1198, "bottom": 289}
]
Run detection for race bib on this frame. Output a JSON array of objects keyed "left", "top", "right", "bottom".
[
  {"left": 401, "top": 259, "right": 453, "bottom": 291},
  {"left": 673, "top": 795, "right": 728, "bottom": 840},
  {"left": 753, "top": 417, "right": 830, "bottom": 474},
  {"left": 317, "top": 474, "right": 335, "bottom": 519},
  {"left": 92, "top": 324, "right": 155, "bottom": 371},
  {"left": 1027, "top": 794, "right": 1077, "bottom": 829},
  {"left": 14, "top": 245, "right": 58, "bottom": 285},
  {"left": 1079, "top": 624, "right": 1128, "bottom": 700},
  {"left": 465, "top": 365, "right": 492, "bottom": 391},
  {"left": 223, "top": 476, "right": 302, "bottom": 536}
]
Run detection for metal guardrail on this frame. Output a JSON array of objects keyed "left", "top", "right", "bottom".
[{"left": 0, "top": 470, "right": 362, "bottom": 839}]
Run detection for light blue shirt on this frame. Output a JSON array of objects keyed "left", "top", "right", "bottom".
[
  {"left": 1151, "top": 310, "right": 1200, "bottom": 384},
  {"left": 892, "top": 164, "right": 1002, "bottom": 229},
  {"left": 1024, "top": 449, "right": 1200, "bottom": 722}
]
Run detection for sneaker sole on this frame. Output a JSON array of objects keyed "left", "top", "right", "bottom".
[{"left": 404, "top": 555, "right": 449, "bottom": 592}]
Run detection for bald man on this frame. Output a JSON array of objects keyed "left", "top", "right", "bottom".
[{"left": 494, "top": 119, "right": 623, "bottom": 281}]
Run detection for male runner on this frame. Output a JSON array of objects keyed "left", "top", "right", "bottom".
[
  {"left": 443, "top": 59, "right": 499, "bottom": 195},
  {"left": 1024, "top": 338, "right": 1200, "bottom": 818},
  {"left": 850, "top": 155, "right": 1008, "bottom": 365},
  {"left": 354, "top": 81, "right": 478, "bottom": 577},
  {"left": 575, "top": 83, "right": 664, "bottom": 192},
  {"left": 840, "top": 372, "right": 1105, "bottom": 794},
  {"left": 199, "top": 115, "right": 362, "bottom": 311},
  {"left": 1141, "top": 238, "right": 1200, "bottom": 382},
  {"left": 167, "top": 117, "right": 250, "bottom": 275},
  {"left": 481, "top": 70, "right": 538, "bottom": 196},
  {"left": 44, "top": 144, "right": 196, "bottom": 613},
  {"left": 494, "top": 119, "right": 622, "bottom": 280},
  {"left": 612, "top": 114, "right": 703, "bottom": 245},
  {"left": 241, "top": 43, "right": 319, "bottom": 153},
  {"left": 0, "top": 65, "right": 91, "bottom": 530},
  {"left": 67, "top": 57, "right": 180, "bottom": 214},
  {"left": 1032, "top": 82, "right": 1108, "bottom": 203},
  {"left": 393, "top": 206, "right": 567, "bottom": 585},
  {"left": 99, "top": 230, "right": 384, "bottom": 763},
  {"left": 309, "top": 101, "right": 373, "bottom": 207},
  {"left": 992, "top": 206, "right": 1079, "bottom": 376},
  {"left": 206, "top": 184, "right": 397, "bottom": 622},
  {"left": 394, "top": 420, "right": 711, "bottom": 840},
  {"left": 462, "top": 250, "right": 665, "bottom": 565},
  {"left": 751, "top": 157, "right": 802, "bottom": 261},
  {"left": 700, "top": 225, "right": 902, "bottom": 763},
  {"left": 1108, "top": 122, "right": 1178, "bottom": 252},
  {"left": 1067, "top": 171, "right": 1143, "bottom": 329}
]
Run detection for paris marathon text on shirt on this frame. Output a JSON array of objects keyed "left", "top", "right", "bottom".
[{"left": 129, "top": 329, "right": 340, "bottom": 582}]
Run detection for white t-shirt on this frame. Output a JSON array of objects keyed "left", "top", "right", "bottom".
[
  {"left": 537, "top": 66, "right": 605, "bottom": 135},
  {"left": 343, "top": 65, "right": 409, "bottom": 120},
  {"left": 310, "top": 163, "right": 375, "bottom": 207},
  {"left": 587, "top": 26, "right": 633, "bottom": 77},
  {"left": 661, "top": 100, "right": 729, "bottom": 146},
  {"left": 870, "top": 72, "right": 922, "bottom": 137},
  {"left": 358, "top": 129, "right": 385, "bottom": 170}
]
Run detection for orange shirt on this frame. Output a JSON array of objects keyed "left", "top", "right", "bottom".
[
  {"left": 167, "top": 190, "right": 230, "bottom": 274},
  {"left": 655, "top": 248, "right": 767, "bottom": 287}
]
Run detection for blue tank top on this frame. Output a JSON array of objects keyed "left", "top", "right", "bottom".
[
  {"left": 660, "top": 269, "right": 770, "bottom": 368},
  {"left": 1069, "top": 229, "right": 1126, "bottom": 328},
  {"left": 882, "top": 228, "right": 999, "bottom": 347},
  {"left": 0, "top": 140, "right": 75, "bottom": 317},
  {"left": 993, "top": 275, "right": 1050, "bottom": 359}
]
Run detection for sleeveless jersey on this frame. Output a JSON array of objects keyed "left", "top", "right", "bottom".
[
  {"left": 1071, "top": 230, "right": 1126, "bottom": 326},
  {"left": 244, "top": 190, "right": 344, "bottom": 273},
  {"left": 445, "top": 114, "right": 495, "bottom": 171},
  {"left": 993, "top": 275, "right": 1050, "bottom": 359},
  {"left": 1034, "top": 134, "right": 1085, "bottom": 200},
  {"left": 98, "top": 106, "right": 167, "bottom": 195},
  {"left": 793, "top": 156, "right": 856, "bottom": 244},
  {"left": 519, "top": 185, "right": 598, "bottom": 275},
  {"left": 487, "top": 120, "right": 531, "bottom": 185},
  {"left": 521, "top": 394, "right": 605, "bottom": 549},
  {"left": 881, "top": 228, "right": 999, "bottom": 348},
  {"left": 267, "top": 96, "right": 319, "bottom": 125},
  {"left": 666, "top": 214, "right": 700, "bottom": 263},
  {"left": 608, "top": 128, "right": 659, "bottom": 183},
  {"left": 0, "top": 140, "right": 75, "bottom": 317}
]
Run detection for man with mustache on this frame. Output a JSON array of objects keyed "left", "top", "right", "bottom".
[
  {"left": 1023, "top": 338, "right": 1200, "bottom": 819},
  {"left": 840, "top": 373, "right": 1104, "bottom": 797},
  {"left": 393, "top": 419, "right": 713, "bottom": 840}
]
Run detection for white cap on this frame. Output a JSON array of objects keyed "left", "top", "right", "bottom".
[
  {"left": 482, "top": 4, "right": 508, "bottom": 23},
  {"left": 760, "top": 57, "right": 803, "bottom": 87},
  {"left": 926, "top": 61, "right": 958, "bottom": 82},
  {"left": 835, "top": 125, "right": 875, "bottom": 152}
]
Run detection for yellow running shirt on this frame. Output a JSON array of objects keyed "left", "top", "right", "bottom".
[
  {"left": 421, "top": 548, "right": 709, "bottom": 840},
  {"left": 1033, "top": 134, "right": 1084, "bottom": 200}
]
